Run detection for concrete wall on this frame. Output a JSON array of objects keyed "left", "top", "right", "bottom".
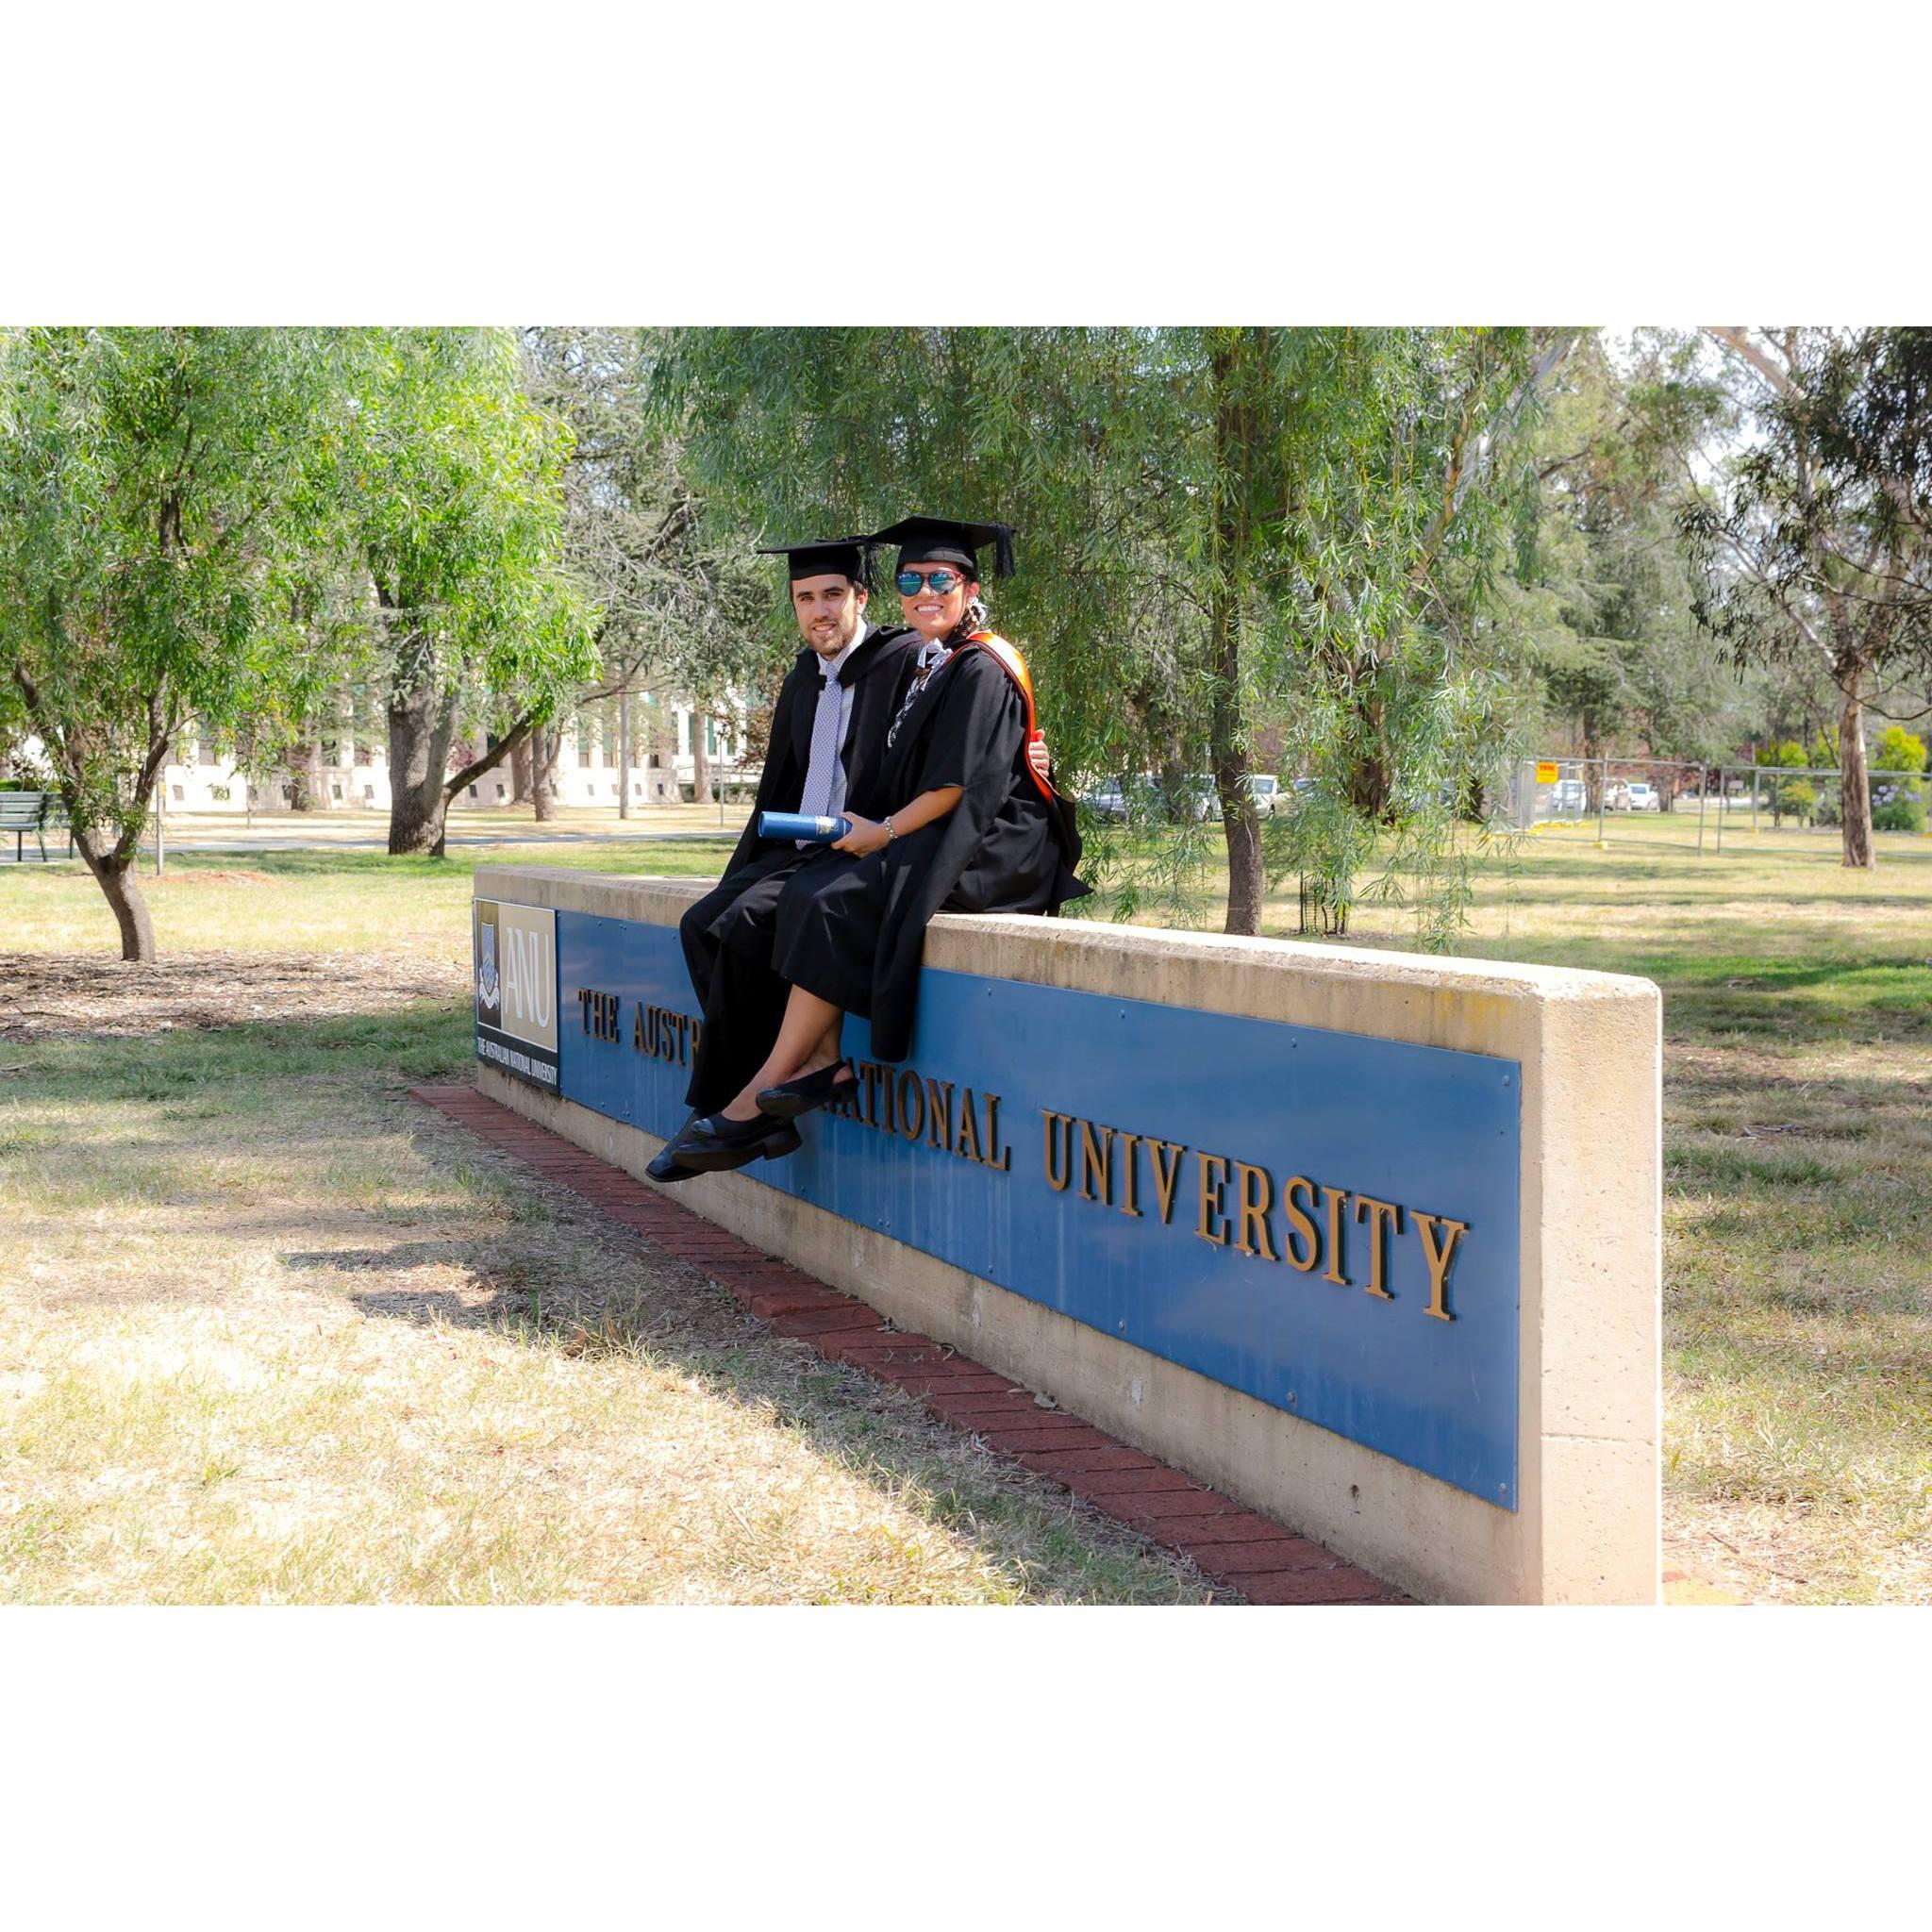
[{"left": 471, "top": 864, "right": 1661, "bottom": 1606}]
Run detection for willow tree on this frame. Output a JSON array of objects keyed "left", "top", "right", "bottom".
[
  {"left": 0, "top": 327, "right": 349, "bottom": 959},
  {"left": 351, "top": 329, "right": 596, "bottom": 855},
  {"left": 660, "top": 325, "right": 1545, "bottom": 941}
]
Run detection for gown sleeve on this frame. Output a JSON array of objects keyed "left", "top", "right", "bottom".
[{"left": 723, "top": 657, "right": 808, "bottom": 875}]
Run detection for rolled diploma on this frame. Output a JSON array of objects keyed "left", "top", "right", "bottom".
[{"left": 759, "top": 811, "right": 851, "bottom": 842}]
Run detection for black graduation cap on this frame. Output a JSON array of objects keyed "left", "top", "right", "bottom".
[
  {"left": 756, "top": 535, "right": 874, "bottom": 586},
  {"left": 871, "top": 516, "right": 1016, "bottom": 581}
]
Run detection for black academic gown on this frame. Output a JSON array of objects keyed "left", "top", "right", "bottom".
[
  {"left": 678, "top": 623, "right": 922, "bottom": 1112},
  {"left": 771, "top": 641, "right": 1090, "bottom": 1063}
]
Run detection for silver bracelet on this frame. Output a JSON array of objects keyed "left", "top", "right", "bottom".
[{"left": 883, "top": 816, "right": 897, "bottom": 841}]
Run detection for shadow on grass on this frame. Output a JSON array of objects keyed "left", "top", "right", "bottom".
[
  {"left": 8, "top": 999, "right": 1203, "bottom": 1602},
  {"left": 333, "top": 1130, "right": 1206, "bottom": 1603}
]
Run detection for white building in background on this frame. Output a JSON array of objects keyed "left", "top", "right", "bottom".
[{"left": 155, "top": 689, "right": 753, "bottom": 815}]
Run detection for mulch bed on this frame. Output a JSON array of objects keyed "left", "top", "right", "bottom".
[{"left": 1, "top": 953, "right": 467, "bottom": 1041}]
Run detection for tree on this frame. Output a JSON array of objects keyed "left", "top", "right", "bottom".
[
  {"left": 660, "top": 326, "right": 1545, "bottom": 942},
  {"left": 350, "top": 329, "right": 597, "bottom": 856},
  {"left": 1687, "top": 328, "right": 1932, "bottom": 869},
  {"left": 0, "top": 327, "right": 349, "bottom": 958},
  {"left": 520, "top": 328, "right": 773, "bottom": 812}
]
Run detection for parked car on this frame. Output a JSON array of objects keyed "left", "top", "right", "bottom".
[
  {"left": 1078, "top": 782, "right": 1128, "bottom": 822},
  {"left": 1245, "top": 774, "right": 1283, "bottom": 815},
  {"left": 1180, "top": 774, "right": 1218, "bottom": 822},
  {"left": 1625, "top": 781, "right": 1659, "bottom": 811},
  {"left": 1553, "top": 778, "right": 1588, "bottom": 813}
]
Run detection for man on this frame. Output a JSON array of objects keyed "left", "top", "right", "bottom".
[
  {"left": 649, "top": 538, "right": 921, "bottom": 1178},
  {"left": 650, "top": 533, "right": 1049, "bottom": 1181}
]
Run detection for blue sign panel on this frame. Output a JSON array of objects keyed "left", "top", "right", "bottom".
[{"left": 550, "top": 910, "right": 1521, "bottom": 1507}]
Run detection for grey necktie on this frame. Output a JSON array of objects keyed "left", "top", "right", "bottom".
[{"left": 797, "top": 664, "right": 843, "bottom": 827}]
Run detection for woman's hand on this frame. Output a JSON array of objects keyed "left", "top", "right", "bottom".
[{"left": 832, "top": 812, "right": 891, "bottom": 856}]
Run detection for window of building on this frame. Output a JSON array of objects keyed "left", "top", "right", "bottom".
[
  {"left": 362, "top": 786, "right": 375, "bottom": 802},
  {"left": 578, "top": 723, "right": 592, "bottom": 768},
  {"left": 494, "top": 782, "right": 506, "bottom": 800},
  {"left": 331, "top": 782, "right": 342, "bottom": 800},
  {"left": 648, "top": 753, "right": 660, "bottom": 770},
  {"left": 170, "top": 784, "right": 185, "bottom": 803},
  {"left": 355, "top": 745, "right": 372, "bottom": 767},
  {"left": 199, "top": 741, "right": 218, "bottom": 768},
  {"left": 468, "top": 784, "right": 478, "bottom": 799},
  {"left": 706, "top": 717, "right": 718, "bottom": 758},
  {"left": 210, "top": 784, "right": 230, "bottom": 803}
]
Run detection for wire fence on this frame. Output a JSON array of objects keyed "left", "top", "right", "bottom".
[{"left": 1507, "top": 758, "right": 1931, "bottom": 855}]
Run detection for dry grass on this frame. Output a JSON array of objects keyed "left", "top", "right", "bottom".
[
  {"left": 6, "top": 810, "right": 1930, "bottom": 1603},
  {"left": 0, "top": 959, "right": 1214, "bottom": 1605}
]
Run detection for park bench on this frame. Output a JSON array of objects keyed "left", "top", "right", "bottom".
[{"left": 0, "top": 791, "right": 75, "bottom": 863}]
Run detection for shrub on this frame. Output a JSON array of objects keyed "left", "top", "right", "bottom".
[
  {"left": 1778, "top": 779, "right": 1817, "bottom": 822},
  {"left": 1873, "top": 791, "right": 1927, "bottom": 833},
  {"left": 1875, "top": 725, "right": 1928, "bottom": 775}
]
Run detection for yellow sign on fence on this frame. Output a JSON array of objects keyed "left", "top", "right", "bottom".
[{"left": 1536, "top": 761, "right": 1559, "bottom": 784}]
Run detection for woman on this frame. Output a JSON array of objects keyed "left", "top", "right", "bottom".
[{"left": 673, "top": 515, "right": 1087, "bottom": 1171}]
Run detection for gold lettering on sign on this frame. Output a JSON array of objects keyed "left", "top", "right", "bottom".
[
  {"left": 1232, "top": 1161, "right": 1277, "bottom": 1261},
  {"left": 1148, "top": 1139, "right": 1187, "bottom": 1225},
  {"left": 924, "top": 1078, "right": 956, "bottom": 1152},
  {"left": 1041, "top": 1110, "right": 1074, "bottom": 1191},
  {"left": 957, "top": 1090, "right": 984, "bottom": 1163},
  {"left": 1321, "top": 1185, "right": 1351, "bottom": 1287},
  {"left": 1078, "top": 1120, "right": 1114, "bottom": 1205},
  {"left": 1280, "top": 1174, "right": 1321, "bottom": 1273},
  {"left": 1352, "top": 1195, "right": 1403, "bottom": 1301},
  {"left": 1116, "top": 1132, "right": 1141, "bottom": 1218},
  {"left": 1413, "top": 1213, "right": 1470, "bottom": 1323},
  {"left": 1194, "top": 1152, "right": 1231, "bottom": 1247},
  {"left": 983, "top": 1093, "right": 1011, "bottom": 1171},
  {"left": 897, "top": 1072, "right": 925, "bottom": 1143}
]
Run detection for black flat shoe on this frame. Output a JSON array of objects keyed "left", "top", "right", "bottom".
[
  {"left": 756, "top": 1060, "right": 858, "bottom": 1120},
  {"left": 672, "top": 1111, "right": 805, "bottom": 1173},
  {"left": 646, "top": 1143, "right": 705, "bottom": 1184}
]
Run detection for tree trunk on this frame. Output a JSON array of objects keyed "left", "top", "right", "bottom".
[
  {"left": 510, "top": 736, "right": 532, "bottom": 805},
  {"left": 532, "top": 725, "right": 560, "bottom": 822},
  {"left": 1838, "top": 670, "right": 1874, "bottom": 869},
  {"left": 618, "top": 691, "right": 631, "bottom": 821},
  {"left": 1209, "top": 334, "right": 1264, "bottom": 936},
  {"left": 386, "top": 675, "right": 459, "bottom": 856},
  {"left": 691, "top": 709, "right": 712, "bottom": 806},
  {"left": 75, "top": 830, "right": 157, "bottom": 962}
]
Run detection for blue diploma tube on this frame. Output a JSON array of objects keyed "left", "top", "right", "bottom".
[{"left": 759, "top": 811, "right": 851, "bottom": 842}]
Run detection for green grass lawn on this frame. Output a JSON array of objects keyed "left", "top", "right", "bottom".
[{"left": 5, "top": 814, "right": 1929, "bottom": 1602}]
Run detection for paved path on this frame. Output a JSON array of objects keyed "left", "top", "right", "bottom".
[{"left": 413, "top": 1082, "right": 1407, "bottom": 1607}]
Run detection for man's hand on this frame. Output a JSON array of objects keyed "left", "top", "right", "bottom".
[
  {"left": 832, "top": 812, "right": 891, "bottom": 856},
  {"left": 1028, "top": 734, "right": 1052, "bottom": 783}
]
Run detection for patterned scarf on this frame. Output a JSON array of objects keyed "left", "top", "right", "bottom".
[{"left": 885, "top": 638, "right": 954, "bottom": 753}]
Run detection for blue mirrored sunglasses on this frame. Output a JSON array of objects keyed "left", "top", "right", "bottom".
[{"left": 895, "top": 568, "right": 965, "bottom": 595}]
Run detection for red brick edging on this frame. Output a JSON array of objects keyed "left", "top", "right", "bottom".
[{"left": 410, "top": 1083, "right": 1405, "bottom": 1606}]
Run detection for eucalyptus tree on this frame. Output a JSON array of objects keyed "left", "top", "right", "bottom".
[
  {"left": 1687, "top": 327, "right": 1932, "bottom": 868},
  {"left": 0, "top": 326, "right": 351, "bottom": 959},
  {"left": 661, "top": 325, "right": 1548, "bottom": 941},
  {"left": 1508, "top": 331, "right": 1753, "bottom": 770},
  {"left": 351, "top": 329, "right": 596, "bottom": 855}
]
